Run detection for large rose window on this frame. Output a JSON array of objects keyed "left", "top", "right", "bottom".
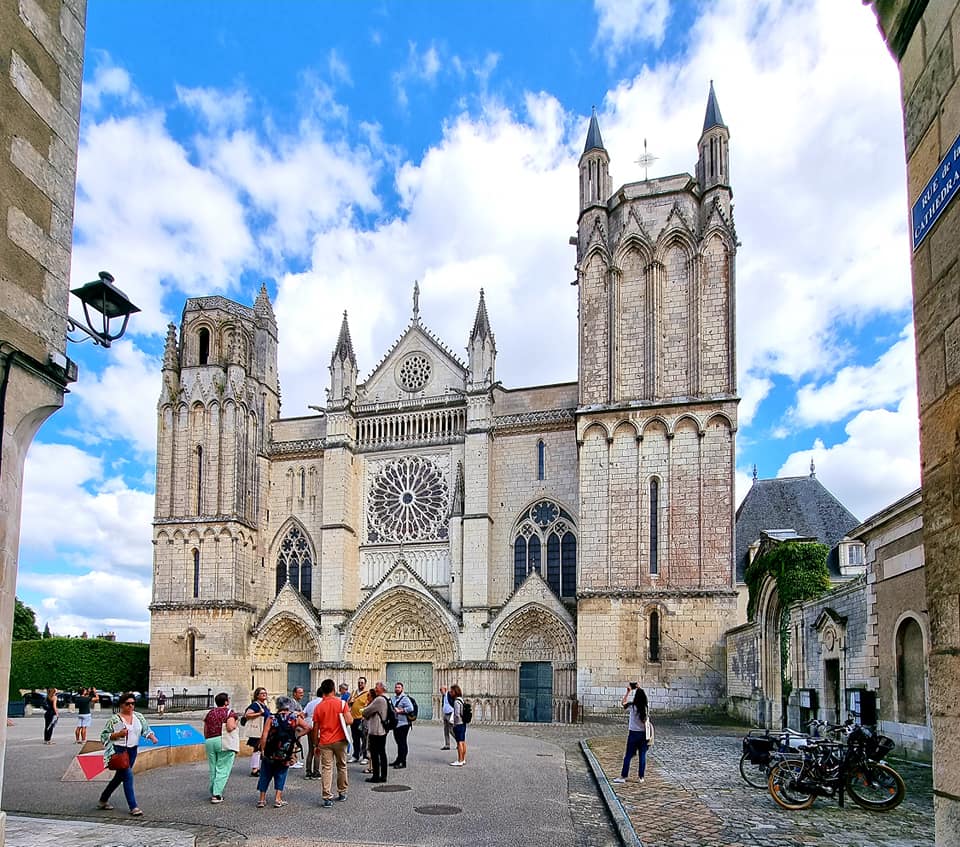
[{"left": 367, "top": 456, "right": 449, "bottom": 543}]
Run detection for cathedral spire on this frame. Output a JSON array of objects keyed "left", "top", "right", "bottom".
[
  {"left": 329, "top": 310, "right": 358, "bottom": 405},
  {"left": 702, "top": 80, "right": 726, "bottom": 133},
  {"left": 469, "top": 288, "right": 495, "bottom": 347},
  {"left": 331, "top": 311, "right": 356, "bottom": 366},
  {"left": 467, "top": 288, "right": 496, "bottom": 389},
  {"left": 162, "top": 322, "right": 179, "bottom": 371},
  {"left": 254, "top": 282, "right": 275, "bottom": 320},
  {"left": 412, "top": 280, "right": 420, "bottom": 324},
  {"left": 697, "top": 80, "right": 730, "bottom": 193},
  {"left": 579, "top": 106, "right": 612, "bottom": 214},
  {"left": 584, "top": 106, "right": 606, "bottom": 154}
]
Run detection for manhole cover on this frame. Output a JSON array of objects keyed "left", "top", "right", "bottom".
[
  {"left": 372, "top": 784, "right": 411, "bottom": 792},
  {"left": 415, "top": 804, "right": 462, "bottom": 815}
]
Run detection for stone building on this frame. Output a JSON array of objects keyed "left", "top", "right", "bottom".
[
  {"left": 150, "top": 87, "right": 740, "bottom": 719},
  {"left": 865, "top": 1, "right": 960, "bottom": 838},
  {"left": 0, "top": 0, "right": 87, "bottom": 840},
  {"left": 727, "top": 487, "right": 931, "bottom": 762},
  {"left": 726, "top": 472, "right": 863, "bottom": 727}
]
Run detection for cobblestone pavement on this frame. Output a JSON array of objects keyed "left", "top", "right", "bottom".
[{"left": 586, "top": 718, "right": 934, "bottom": 847}]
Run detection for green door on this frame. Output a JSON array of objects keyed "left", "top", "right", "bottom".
[
  {"left": 286, "top": 662, "right": 310, "bottom": 697},
  {"left": 519, "top": 661, "right": 553, "bottom": 722},
  {"left": 385, "top": 662, "right": 433, "bottom": 720}
]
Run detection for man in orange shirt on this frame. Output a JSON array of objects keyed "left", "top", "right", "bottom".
[{"left": 311, "top": 678, "right": 352, "bottom": 807}]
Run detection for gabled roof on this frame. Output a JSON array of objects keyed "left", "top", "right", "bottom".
[
  {"left": 361, "top": 317, "right": 466, "bottom": 386},
  {"left": 735, "top": 475, "right": 860, "bottom": 582},
  {"left": 702, "top": 80, "right": 726, "bottom": 133}
]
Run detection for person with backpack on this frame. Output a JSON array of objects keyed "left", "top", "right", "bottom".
[
  {"left": 361, "top": 682, "right": 393, "bottom": 783},
  {"left": 390, "top": 681, "right": 414, "bottom": 769},
  {"left": 255, "top": 696, "right": 309, "bottom": 808},
  {"left": 449, "top": 684, "right": 469, "bottom": 766}
]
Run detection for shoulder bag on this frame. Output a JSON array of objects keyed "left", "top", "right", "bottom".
[
  {"left": 107, "top": 724, "right": 130, "bottom": 770},
  {"left": 221, "top": 710, "right": 240, "bottom": 753},
  {"left": 645, "top": 714, "right": 655, "bottom": 748}
]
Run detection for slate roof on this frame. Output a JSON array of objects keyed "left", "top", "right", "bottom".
[
  {"left": 734, "top": 475, "right": 860, "bottom": 582},
  {"left": 583, "top": 107, "right": 605, "bottom": 153},
  {"left": 702, "top": 80, "right": 726, "bottom": 133}
]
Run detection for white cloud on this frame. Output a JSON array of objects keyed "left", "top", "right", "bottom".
[
  {"left": 593, "top": 0, "right": 670, "bottom": 55},
  {"left": 176, "top": 84, "right": 250, "bottom": 129},
  {"left": 777, "top": 394, "right": 921, "bottom": 521},
  {"left": 69, "top": 340, "right": 161, "bottom": 456},
  {"left": 82, "top": 56, "right": 139, "bottom": 111},
  {"left": 792, "top": 326, "right": 916, "bottom": 427},
  {"left": 72, "top": 111, "right": 255, "bottom": 334}
]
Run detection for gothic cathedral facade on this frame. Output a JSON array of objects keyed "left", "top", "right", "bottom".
[{"left": 150, "top": 86, "right": 738, "bottom": 719}]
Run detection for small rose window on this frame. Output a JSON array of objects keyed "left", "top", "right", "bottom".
[{"left": 398, "top": 354, "right": 431, "bottom": 392}]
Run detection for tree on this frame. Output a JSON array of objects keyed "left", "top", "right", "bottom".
[
  {"left": 42, "top": 622, "right": 51, "bottom": 639},
  {"left": 12, "top": 597, "right": 40, "bottom": 641}
]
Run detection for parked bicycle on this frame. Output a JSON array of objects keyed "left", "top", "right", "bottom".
[
  {"left": 738, "top": 720, "right": 839, "bottom": 789},
  {"left": 767, "top": 724, "right": 905, "bottom": 811}
]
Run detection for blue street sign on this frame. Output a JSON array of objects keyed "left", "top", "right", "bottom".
[{"left": 912, "top": 131, "right": 960, "bottom": 251}]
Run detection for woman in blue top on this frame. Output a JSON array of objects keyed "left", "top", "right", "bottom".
[{"left": 613, "top": 684, "right": 648, "bottom": 784}]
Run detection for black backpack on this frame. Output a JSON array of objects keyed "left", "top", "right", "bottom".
[
  {"left": 263, "top": 714, "right": 298, "bottom": 763},
  {"left": 461, "top": 699, "right": 473, "bottom": 724},
  {"left": 407, "top": 696, "right": 419, "bottom": 722},
  {"left": 380, "top": 696, "right": 398, "bottom": 732}
]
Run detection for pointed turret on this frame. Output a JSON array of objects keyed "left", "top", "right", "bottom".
[
  {"left": 579, "top": 106, "right": 612, "bottom": 215},
  {"left": 697, "top": 80, "right": 730, "bottom": 193},
  {"left": 254, "top": 282, "right": 276, "bottom": 324},
  {"left": 162, "top": 322, "right": 179, "bottom": 371},
  {"left": 702, "top": 80, "right": 726, "bottom": 133},
  {"left": 583, "top": 106, "right": 605, "bottom": 153},
  {"left": 329, "top": 311, "right": 357, "bottom": 404},
  {"left": 467, "top": 289, "right": 496, "bottom": 390}
]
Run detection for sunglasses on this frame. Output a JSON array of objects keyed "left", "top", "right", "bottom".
[{"left": 122, "top": 700, "right": 135, "bottom": 706}]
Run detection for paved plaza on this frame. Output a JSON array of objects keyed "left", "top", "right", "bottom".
[{"left": 2, "top": 713, "right": 933, "bottom": 846}]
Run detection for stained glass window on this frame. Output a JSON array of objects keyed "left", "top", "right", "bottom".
[
  {"left": 513, "top": 501, "right": 576, "bottom": 598},
  {"left": 367, "top": 456, "right": 449, "bottom": 543},
  {"left": 276, "top": 524, "right": 313, "bottom": 601},
  {"left": 649, "top": 479, "right": 659, "bottom": 575}
]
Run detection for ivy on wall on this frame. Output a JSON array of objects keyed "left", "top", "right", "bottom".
[
  {"left": 745, "top": 541, "right": 831, "bottom": 622},
  {"left": 9, "top": 638, "right": 149, "bottom": 697},
  {"left": 745, "top": 541, "right": 831, "bottom": 697}
]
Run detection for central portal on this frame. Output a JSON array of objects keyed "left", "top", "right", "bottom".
[{"left": 385, "top": 661, "right": 434, "bottom": 719}]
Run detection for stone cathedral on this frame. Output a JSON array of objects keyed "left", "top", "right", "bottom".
[{"left": 150, "top": 85, "right": 739, "bottom": 720}]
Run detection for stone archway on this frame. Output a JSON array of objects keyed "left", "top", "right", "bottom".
[
  {"left": 343, "top": 587, "right": 459, "bottom": 672},
  {"left": 251, "top": 612, "right": 320, "bottom": 697},
  {"left": 755, "top": 575, "right": 784, "bottom": 728}
]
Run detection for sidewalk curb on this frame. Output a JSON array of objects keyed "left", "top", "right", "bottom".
[{"left": 580, "top": 740, "right": 643, "bottom": 847}]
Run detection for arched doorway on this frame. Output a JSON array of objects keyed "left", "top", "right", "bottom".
[{"left": 251, "top": 612, "right": 320, "bottom": 698}]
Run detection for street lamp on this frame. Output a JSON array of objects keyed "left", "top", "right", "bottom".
[{"left": 66, "top": 271, "right": 140, "bottom": 348}]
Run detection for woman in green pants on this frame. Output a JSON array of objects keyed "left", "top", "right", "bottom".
[{"left": 202, "top": 692, "right": 240, "bottom": 803}]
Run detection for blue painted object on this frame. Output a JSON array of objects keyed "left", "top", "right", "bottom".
[{"left": 151, "top": 723, "right": 204, "bottom": 747}]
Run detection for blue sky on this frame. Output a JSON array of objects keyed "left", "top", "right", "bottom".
[{"left": 17, "top": 0, "right": 919, "bottom": 642}]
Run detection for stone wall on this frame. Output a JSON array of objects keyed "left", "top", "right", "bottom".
[
  {"left": 0, "top": 0, "right": 86, "bottom": 837},
  {"left": 867, "top": 0, "right": 960, "bottom": 839}
]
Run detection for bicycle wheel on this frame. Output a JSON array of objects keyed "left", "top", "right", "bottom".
[
  {"left": 846, "top": 762, "right": 906, "bottom": 811},
  {"left": 768, "top": 759, "right": 816, "bottom": 810},
  {"left": 739, "top": 752, "right": 769, "bottom": 789}
]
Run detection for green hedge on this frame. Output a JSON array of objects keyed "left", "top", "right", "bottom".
[{"left": 9, "top": 638, "right": 149, "bottom": 697}]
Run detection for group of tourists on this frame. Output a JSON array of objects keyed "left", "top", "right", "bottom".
[{"left": 187, "top": 677, "right": 472, "bottom": 809}]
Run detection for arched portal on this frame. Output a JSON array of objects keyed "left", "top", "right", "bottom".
[
  {"left": 251, "top": 612, "right": 320, "bottom": 697},
  {"left": 489, "top": 603, "right": 576, "bottom": 722},
  {"left": 755, "top": 574, "right": 784, "bottom": 728}
]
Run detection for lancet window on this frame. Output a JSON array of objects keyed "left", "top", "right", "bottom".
[
  {"left": 275, "top": 524, "right": 313, "bottom": 600},
  {"left": 512, "top": 500, "right": 577, "bottom": 598}
]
